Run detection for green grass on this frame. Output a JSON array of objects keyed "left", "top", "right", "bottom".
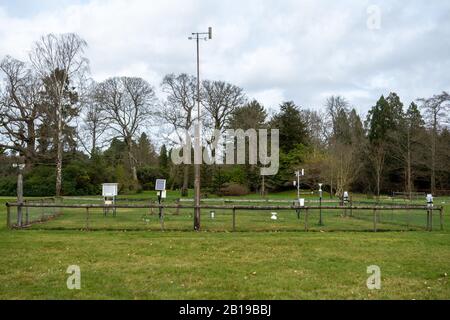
[{"left": 0, "top": 193, "right": 449, "bottom": 300}]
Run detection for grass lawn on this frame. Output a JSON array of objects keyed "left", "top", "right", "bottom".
[{"left": 0, "top": 192, "right": 449, "bottom": 300}]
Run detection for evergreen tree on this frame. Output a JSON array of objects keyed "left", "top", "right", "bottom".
[{"left": 270, "top": 101, "right": 309, "bottom": 153}]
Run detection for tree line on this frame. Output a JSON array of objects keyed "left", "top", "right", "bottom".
[{"left": 1, "top": 33, "right": 449, "bottom": 198}]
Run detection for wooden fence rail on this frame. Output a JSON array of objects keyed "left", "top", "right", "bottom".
[{"left": 5, "top": 202, "right": 444, "bottom": 232}]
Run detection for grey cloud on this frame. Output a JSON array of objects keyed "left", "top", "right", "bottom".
[{"left": 0, "top": 0, "right": 449, "bottom": 116}]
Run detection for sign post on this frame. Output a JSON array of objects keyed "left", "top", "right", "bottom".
[
  {"left": 427, "top": 194, "right": 433, "bottom": 231},
  {"left": 319, "top": 183, "right": 323, "bottom": 226},
  {"left": 155, "top": 179, "right": 167, "bottom": 230}
]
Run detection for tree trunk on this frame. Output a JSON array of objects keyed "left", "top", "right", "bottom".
[
  {"left": 91, "top": 122, "right": 97, "bottom": 155},
  {"left": 431, "top": 120, "right": 437, "bottom": 194},
  {"left": 330, "top": 177, "right": 333, "bottom": 199},
  {"left": 129, "top": 149, "right": 138, "bottom": 182},
  {"left": 181, "top": 164, "right": 189, "bottom": 197},
  {"left": 55, "top": 104, "right": 63, "bottom": 197},
  {"left": 261, "top": 174, "right": 265, "bottom": 197},
  {"left": 406, "top": 129, "right": 412, "bottom": 200},
  {"left": 26, "top": 120, "right": 36, "bottom": 167},
  {"left": 125, "top": 136, "right": 138, "bottom": 182},
  {"left": 407, "top": 147, "right": 412, "bottom": 200}
]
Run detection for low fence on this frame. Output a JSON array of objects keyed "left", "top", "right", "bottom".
[{"left": 5, "top": 201, "right": 444, "bottom": 232}]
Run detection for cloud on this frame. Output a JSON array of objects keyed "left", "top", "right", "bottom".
[{"left": 0, "top": 0, "right": 449, "bottom": 118}]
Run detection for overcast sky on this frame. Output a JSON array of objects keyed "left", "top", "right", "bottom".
[{"left": 0, "top": 0, "right": 449, "bottom": 117}]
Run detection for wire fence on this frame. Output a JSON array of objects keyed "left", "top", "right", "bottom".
[{"left": 5, "top": 201, "right": 444, "bottom": 232}]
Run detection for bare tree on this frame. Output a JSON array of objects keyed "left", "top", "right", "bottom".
[
  {"left": 325, "top": 95, "right": 349, "bottom": 138},
  {"left": 78, "top": 80, "right": 108, "bottom": 156},
  {"left": 326, "top": 142, "right": 362, "bottom": 198},
  {"left": 0, "top": 56, "right": 42, "bottom": 165},
  {"left": 303, "top": 108, "right": 327, "bottom": 156},
  {"left": 95, "top": 76, "right": 156, "bottom": 182},
  {"left": 157, "top": 73, "right": 197, "bottom": 196},
  {"left": 324, "top": 96, "right": 351, "bottom": 197},
  {"left": 418, "top": 91, "right": 450, "bottom": 193},
  {"left": 202, "top": 80, "right": 246, "bottom": 132},
  {"left": 29, "top": 33, "right": 89, "bottom": 196}
]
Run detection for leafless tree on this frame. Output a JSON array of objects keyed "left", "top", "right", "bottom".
[
  {"left": 0, "top": 56, "right": 42, "bottom": 165},
  {"left": 202, "top": 80, "right": 246, "bottom": 132},
  {"left": 325, "top": 95, "right": 349, "bottom": 138},
  {"left": 303, "top": 109, "right": 327, "bottom": 155},
  {"left": 77, "top": 80, "right": 108, "bottom": 156},
  {"left": 95, "top": 76, "right": 156, "bottom": 182},
  {"left": 417, "top": 91, "right": 450, "bottom": 193},
  {"left": 326, "top": 142, "right": 362, "bottom": 198},
  {"left": 201, "top": 80, "right": 246, "bottom": 170},
  {"left": 29, "top": 33, "right": 89, "bottom": 196},
  {"left": 156, "top": 73, "right": 197, "bottom": 196},
  {"left": 323, "top": 96, "right": 352, "bottom": 197}
]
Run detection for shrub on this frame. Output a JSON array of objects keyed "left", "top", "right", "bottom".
[{"left": 218, "top": 183, "right": 249, "bottom": 196}]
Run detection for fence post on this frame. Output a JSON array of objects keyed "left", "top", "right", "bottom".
[
  {"left": 41, "top": 199, "right": 44, "bottom": 222},
  {"left": 430, "top": 207, "right": 433, "bottom": 232},
  {"left": 440, "top": 207, "right": 444, "bottom": 231},
  {"left": 373, "top": 208, "right": 377, "bottom": 232},
  {"left": 25, "top": 201, "right": 29, "bottom": 226},
  {"left": 17, "top": 202, "right": 23, "bottom": 228},
  {"left": 175, "top": 198, "right": 180, "bottom": 216},
  {"left": 426, "top": 209, "right": 430, "bottom": 231},
  {"left": 86, "top": 207, "right": 90, "bottom": 231},
  {"left": 305, "top": 208, "right": 309, "bottom": 231},
  {"left": 6, "top": 203, "right": 11, "bottom": 229},
  {"left": 160, "top": 205, "right": 165, "bottom": 231},
  {"left": 350, "top": 198, "right": 353, "bottom": 217},
  {"left": 406, "top": 207, "right": 410, "bottom": 231},
  {"left": 232, "top": 207, "right": 236, "bottom": 232}
]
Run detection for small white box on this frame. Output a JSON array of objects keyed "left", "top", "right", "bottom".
[{"left": 157, "top": 190, "right": 167, "bottom": 199}]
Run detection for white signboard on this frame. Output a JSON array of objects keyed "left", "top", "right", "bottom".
[
  {"left": 102, "top": 183, "right": 118, "bottom": 197},
  {"left": 155, "top": 179, "right": 167, "bottom": 191}
]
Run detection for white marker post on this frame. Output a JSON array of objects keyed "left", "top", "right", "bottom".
[
  {"left": 295, "top": 170, "right": 305, "bottom": 219},
  {"left": 155, "top": 179, "right": 167, "bottom": 230}
]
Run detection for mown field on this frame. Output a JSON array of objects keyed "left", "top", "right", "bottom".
[{"left": 0, "top": 191, "right": 449, "bottom": 300}]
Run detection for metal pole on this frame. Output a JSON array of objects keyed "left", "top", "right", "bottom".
[
  {"left": 6, "top": 204, "right": 11, "bottom": 229},
  {"left": 305, "top": 208, "right": 309, "bottom": 231},
  {"left": 430, "top": 207, "right": 433, "bottom": 231},
  {"left": 319, "top": 194, "right": 323, "bottom": 226},
  {"left": 17, "top": 168, "right": 23, "bottom": 227},
  {"left": 232, "top": 208, "right": 236, "bottom": 232},
  {"left": 373, "top": 208, "right": 377, "bottom": 232},
  {"left": 440, "top": 207, "right": 444, "bottom": 231},
  {"left": 350, "top": 197, "right": 353, "bottom": 217},
  {"left": 159, "top": 191, "right": 164, "bottom": 231},
  {"left": 193, "top": 34, "right": 201, "bottom": 231}
]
